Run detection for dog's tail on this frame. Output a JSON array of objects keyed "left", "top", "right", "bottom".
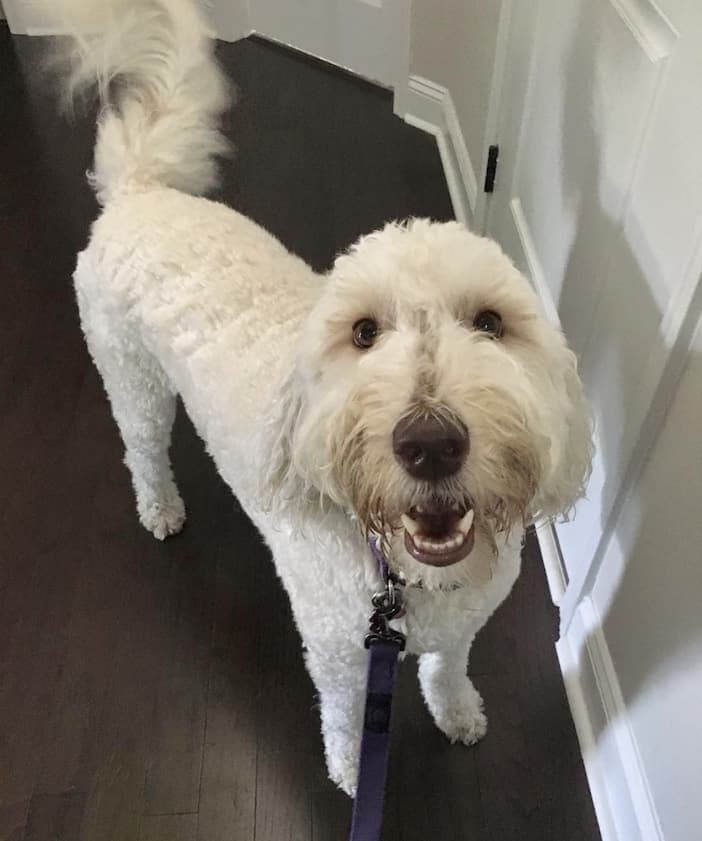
[{"left": 54, "top": 0, "right": 230, "bottom": 205}]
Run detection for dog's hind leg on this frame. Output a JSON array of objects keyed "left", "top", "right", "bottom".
[
  {"left": 77, "top": 287, "right": 185, "bottom": 539},
  {"left": 418, "top": 640, "right": 488, "bottom": 746},
  {"left": 92, "top": 340, "right": 185, "bottom": 540}
]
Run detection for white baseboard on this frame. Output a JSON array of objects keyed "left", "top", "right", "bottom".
[
  {"left": 403, "top": 75, "right": 478, "bottom": 228},
  {"left": 534, "top": 519, "right": 567, "bottom": 605},
  {"left": 558, "top": 598, "right": 663, "bottom": 841}
]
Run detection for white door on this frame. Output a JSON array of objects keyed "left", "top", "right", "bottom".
[
  {"left": 249, "top": 0, "right": 409, "bottom": 89},
  {"left": 485, "top": 0, "right": 701, "bottom": 615}
]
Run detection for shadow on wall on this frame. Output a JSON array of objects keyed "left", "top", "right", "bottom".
[
  {"left": 558, "top": 0, "right": 663, "bottom": 531},
  {"left": 557, "top": 0, "right": 702, "bottom": 793}
]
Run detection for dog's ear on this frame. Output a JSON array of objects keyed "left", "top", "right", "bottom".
[{"left": 533, "top": 348, "right": 593, "bottom": 521}]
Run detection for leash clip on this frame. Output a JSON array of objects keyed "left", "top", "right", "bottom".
[{"left": 365, "top": 574, "right": 406, "bottom": 651}]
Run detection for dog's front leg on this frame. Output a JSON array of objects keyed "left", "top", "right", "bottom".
[
  {"left": 418, "top": 640, "right": 487, "bottom": 746},
  {"left": 305, "top": 645, "right": 368, "bottom": 797}
]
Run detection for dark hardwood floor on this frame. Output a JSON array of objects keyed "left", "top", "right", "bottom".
[{"left": 0, "top": 26, "right": 601, "bottom": 841}]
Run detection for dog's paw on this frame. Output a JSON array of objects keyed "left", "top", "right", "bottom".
[
  {"left": 139, "top": 495, "right": 186, "bottom": 540},
  {"left": 430, "top": 682, "right": 488, "bottom": 746}
]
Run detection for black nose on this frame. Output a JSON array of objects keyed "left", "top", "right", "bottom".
[{"left": 392, "top": 413, "right": 469, "bottom": 481}]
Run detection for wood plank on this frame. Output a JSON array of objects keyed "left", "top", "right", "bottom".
[
  {"left": 253, "top": 562, "right": 319, "bottom": 841},
  {"left": 76, "top": 466, "right": 176, "bottom": 841},
  {"left": 0, "top": 546, "right": 81, "bottom": 810},
  {"left": 310, "top": 789, "right": 351, "bottom": 841},
  {"left": 516, "top": 533, "right": 600, "bottom": 841},
  {"left": 32, "top": 378, "right": 127, "bottom": 799},
  {"left": 139, "top": 813, "right": 198, "bottom": 841},
  {"left": 474, "top": 674, "right": 541, "bottom": 841},
  {"left": 0, "top": 800, "right": 29, "bottom": 841},
  {"left": 142, "top": 551, "right": 212, "bottom": 816},
  {"left": 390, "top": 659, "right": 486, "bottom": 841},
  {"left": 22, "top": 792, "right": 86, "bottom": 841},
  {"left": 195, "top": 517, "right": 262, "bottom": 841}
]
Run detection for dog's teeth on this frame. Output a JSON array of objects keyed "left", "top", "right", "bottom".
[
  {"left": 401, "top": 514, "right": 419, "bottom": 536},
  {"left": 458, "top": 509, "right": 475, "bottom": 533},
  {"left": 413, "top": 531, "right": 466, "bottom": 554}
]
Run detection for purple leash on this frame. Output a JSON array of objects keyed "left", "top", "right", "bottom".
[{"left": 349, "top": 538, "right": 406, "bottom": 841}]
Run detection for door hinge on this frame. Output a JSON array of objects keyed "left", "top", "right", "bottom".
[{"left": 483, "top": 145, "right": 499, "bottom": 193}]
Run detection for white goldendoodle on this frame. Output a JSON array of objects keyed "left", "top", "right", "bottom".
[{"left": 55, "top": 0, "right": 592, "bottom": 795}]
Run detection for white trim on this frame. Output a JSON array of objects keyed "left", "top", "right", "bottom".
[
  {"left": 557, "top": 598, "right": 664, "bottom": 841},
  {"left": 24, "top": 25, "right": 65, "bottom": 34},
  {"left": 608, "top": 0, "right": 678, "bottom": 63},
  {"left": 402, "top": 75, "right": 479, "bottom": 227},
  {"left": 390, "top": 0, "right": 412, "bottom": 118},
  {"left": 534, "top": 519, "right": 567, "bottom": 605},
  {"left": 508, "top": 197, "right": 560, "bottom": 325},
  {"left": 443, "top": 95, "right": 478, "bottom": 212}
]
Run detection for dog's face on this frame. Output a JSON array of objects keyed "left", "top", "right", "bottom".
[{"left": 271, "top": 220, "right": 592, "bottom": 586}]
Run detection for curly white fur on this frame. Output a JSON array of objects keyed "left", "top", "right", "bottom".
[{"left": 55, "top": 0, "right": 592, "bottom": 796}]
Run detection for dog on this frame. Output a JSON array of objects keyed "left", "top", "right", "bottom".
[{"left": 53, "top": 0, "right": 592, "bottom": 796}]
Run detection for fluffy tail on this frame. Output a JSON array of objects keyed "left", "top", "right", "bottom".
[{"left": 55, "top": 0, "right": 231, "bottom": 204}]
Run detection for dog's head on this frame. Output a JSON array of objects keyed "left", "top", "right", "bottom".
[{"left": 269, "top": 220, "right": 592, "bottom": 587}]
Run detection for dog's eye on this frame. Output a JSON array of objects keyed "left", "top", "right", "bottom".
[
  {"left": 473, "top": 310, "right": 503, "bottom": 338},
  {"left": 352, "top": 318, "right": 379, "bottom": 349}
]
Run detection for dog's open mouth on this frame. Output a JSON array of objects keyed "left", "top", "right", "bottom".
[{"left": 400, "top": 502, "right": 475, "bottom": 567}]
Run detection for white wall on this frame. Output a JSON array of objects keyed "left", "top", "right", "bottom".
[
  {"left": 409, "top": 0, "right": 502, "bottom": 199},
  {"left": 202, "top": 0, "right": 249, "bottom": 42}
]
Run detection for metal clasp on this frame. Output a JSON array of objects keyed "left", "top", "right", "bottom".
[{"left": 364, "top": 574, "right": 406, "bottom": 651}]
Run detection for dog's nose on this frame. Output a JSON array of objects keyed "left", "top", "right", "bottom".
[{"left": 392, "top": 413, "right": 469, "bottom": 481}]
